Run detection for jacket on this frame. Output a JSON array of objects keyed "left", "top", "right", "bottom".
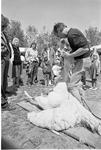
[
  {"left": 12, "top": 44, "right": 21, "bottom": 65},
  {"left": 1, "top": 31, "right": 11, "bottom": 61}
]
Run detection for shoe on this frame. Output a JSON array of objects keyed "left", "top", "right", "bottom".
[
  {"left": 30, "top": 82, "right": 35, "bottom": 85},
  {"left": 26, "top": 82, "right": 31, "bottom": 86},
  {"left": 83, "top": 85, "right": 87, "bottom": 90},
  {"left": 16, "top": 85, "right": 19, "bottom": 88},
  {"left": 1, "top": 102, "right": 9, "bottom": 109},
  {"left": 12, "top": 86, "right": 17, "bottom": 91},
  {"left": 19, "top": 78, "right": 23, "bottom": 84},
  {"left": 89, "top": 87, "right": 93, "bottom": 90},
  {"left": 34, "top": 80, "right": 38, "bottom": 83},
  {"left": 5, "top": 91, "right": 13, "bottom": 95},
  {"left": 93, "top": 87, "right": 98, "bottom": 90},
  {"left": 49, "top": 81, "right": 52, "bottom": 85},
  {"left": 2, "top": 104, "right": 16, "bottom": 111}
]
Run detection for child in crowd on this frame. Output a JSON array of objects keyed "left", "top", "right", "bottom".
[
  {"left": 90, "top": 51, "right": 100, "bottom": 90},
  {"left": 41, "top": 56, "right": 52, "bottom": 86},
  {"left": 41, "top": 46, "right": 53, "bottom": 85}
]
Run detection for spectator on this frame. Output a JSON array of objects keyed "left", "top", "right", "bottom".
[
  {"left": 12, "top": 38, "right": 21, "bottom": 89},
  {"left": 53, "top": 22, "right": 90, "bottom": 105},
  {"left": 41, "top": 45, "right": 48, "bottom": 61},
  {"left": 19, "top": 54, "right": 25, "bottom": 85},
  {"left": 1, "top": 14, "right": 11, "bottom": 109},
  {"left": 41, "top": 46, "right": 53, "bottom": 85},
  {"left": 8, "top": 42, "right": 14, "bottom": 82},
  {"left": 25, "top": 42, "right": 39, "bottom": 85},
  {"left": 41, "top": 54, "right": 52, "bottom": 86},
  {"left": 47, "top": 43, "right": 55, "bottom": 66},
  {"left": 89, "top": 50, "right": 100, "bottom": 90}
]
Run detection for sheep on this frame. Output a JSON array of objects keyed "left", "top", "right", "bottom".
[{"left": 27, "top": 82, "right": 101, "bottom": 135}]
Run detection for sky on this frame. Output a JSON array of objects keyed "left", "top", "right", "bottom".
[{"left": 1, "top": 0, "right": 101, "bottom": 33}]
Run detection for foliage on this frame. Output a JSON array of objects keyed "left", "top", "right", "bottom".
[
  {"left": 6, "top": 20, "right": 28, "bottom": 47},
  {"left": 26, "top": 25, "right": 38, "bottom": 46},
  {"left": 37, "top": 26, "right": 51, "bottom": 54},
  {"left": 1, "top": 14, "right": 9, "bottom": 29},
  {"left": 50, "top": 31, "right": 60, "bottom": 52},
  {"left": 85, "top": 26, "right": 101, "bottom": 47},
  {"left": 25, "top": 25, "right": 59, "bottom": 54}
]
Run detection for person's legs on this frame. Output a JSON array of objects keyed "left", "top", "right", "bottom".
[
  {"left": 30, "top": 62, "right": 34, "bottom": 85},
  {"left": 19, "top": 62, "right": 23, "bottom": 84},
  {"left": 15, "top": 65, "right": 20, "bottom": 87},
  {"left": 69, "top": 59, "right": 86, "bottom": 104},
  {"left": 63, "top": 66, "right": 71, "bottom": 84},
  {"left": 12, "top": 77, "right": 16, "bottom": 89},
  {"left": 33, "top": 62, "right": 39, "bottom": 83},
  {"left": 16, "top": 77, "right": 20, "bottom": 87},
  {"left": 3, "top": 60, "right": 9, "bottom": 93},
  {"left": 26, "top": 62, "right": 31, "bottom": 85},
  {"left": 81, "top": 70, "right": 87, "bottom": 89},
  {"left": 69, "top": 59, "right": 84, "bottom": 86},
  {"left": 1, "top": 59, "right": 9, "bottom": 107},
  {"left": 92, "top": 79, "right": 97, "bottom": 89},
  {"left": 50, "top": 69, "right": 54, "bottom": 84}
]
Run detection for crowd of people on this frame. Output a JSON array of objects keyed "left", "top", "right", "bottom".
[
  {"left": 1, "top": 15, "right": 101, "bottom": 110},
  {"left": 1, "top": 15, "right": 24, "bottom": 109}
]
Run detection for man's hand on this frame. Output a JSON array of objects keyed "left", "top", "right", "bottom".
[{"left": 61, "top": 51, "right": 71, "bottom": 58}]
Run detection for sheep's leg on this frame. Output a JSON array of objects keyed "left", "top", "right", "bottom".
[
  {"left": 79, "top": 105, "right": 101, "bottom": 135},
  {"left": 24, "top": 91, "right": 38, "bottom": 105}
]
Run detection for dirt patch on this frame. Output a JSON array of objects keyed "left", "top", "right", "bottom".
[{"left": 1, "top": 69, "right": 101, "bottom": 149}]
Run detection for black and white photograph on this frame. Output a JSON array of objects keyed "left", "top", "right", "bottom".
[{"left": 1, "top": 0, "right": 101, "bottom": 149}]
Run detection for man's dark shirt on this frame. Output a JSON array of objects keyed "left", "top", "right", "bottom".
[{"left": 67, "top": 28, "right": 90, "bottom": 59}]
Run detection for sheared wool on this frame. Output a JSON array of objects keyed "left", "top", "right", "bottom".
[
  {"left": 35, "top": 82, "right": 68, "bottom": 110},
  {"left": 27, "top": 82, "right": 101, "bottom": 135}
]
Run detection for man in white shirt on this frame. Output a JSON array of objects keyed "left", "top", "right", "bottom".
[{"left": 25, "top": 42, "right": 39, "bottom": 85}]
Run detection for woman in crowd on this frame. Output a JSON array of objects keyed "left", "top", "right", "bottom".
[
  {"left": 12, "top": 38, "right": 21, "bottom": 89},
  {"left": 90, "top": 49, "right": 100, "bottom": 90},
  {"left": 25, "top": 42, "right": 39, "bottom": 85}
]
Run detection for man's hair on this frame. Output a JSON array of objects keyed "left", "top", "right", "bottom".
[
  {"left": 53, "top": 23, "right": 67, "bottom": 34},
  {"left": 60, "top": 39, "right": 66, "bottom": 45}
]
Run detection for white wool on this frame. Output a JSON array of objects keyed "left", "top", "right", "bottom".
[
  {"left": 27, "top": 82, "right": 101, "bottom": 135},
  {"left": 52, "top": 65, "right": 61, "bottom": 76},
  {"left": 35, "top": 82, "right": 68, "bottom": 110}
]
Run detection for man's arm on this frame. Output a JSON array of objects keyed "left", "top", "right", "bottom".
[
  {"left": 1, "top": 38, "right": 8, "bottom": 56},
  {"left": 62, "top": 47, "right": 89, "bottom": 58}
]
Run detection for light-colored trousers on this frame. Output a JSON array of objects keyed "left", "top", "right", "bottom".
[{"left": 68, "top": 59, "right": 86, "bottom": 104}]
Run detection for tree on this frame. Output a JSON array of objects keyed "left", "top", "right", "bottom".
[
  {"left": 7, "top": 20, "right": 28, "bottom": 47},
  {"left": 49, "top": 31, "right": 60, "bottom": 52},
  {"left": 85, "top": 26, "right": 101, "bottom": 47},
  {"left": 1, "top": 14, "right": 9, "bottom": 29},
  {"left": 26, "top": 25, "right": 38, "bottom": 46}
]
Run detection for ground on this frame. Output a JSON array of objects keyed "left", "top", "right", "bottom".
[{"left": 1, "top": 68, "right": 101, "bottom": 149}]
